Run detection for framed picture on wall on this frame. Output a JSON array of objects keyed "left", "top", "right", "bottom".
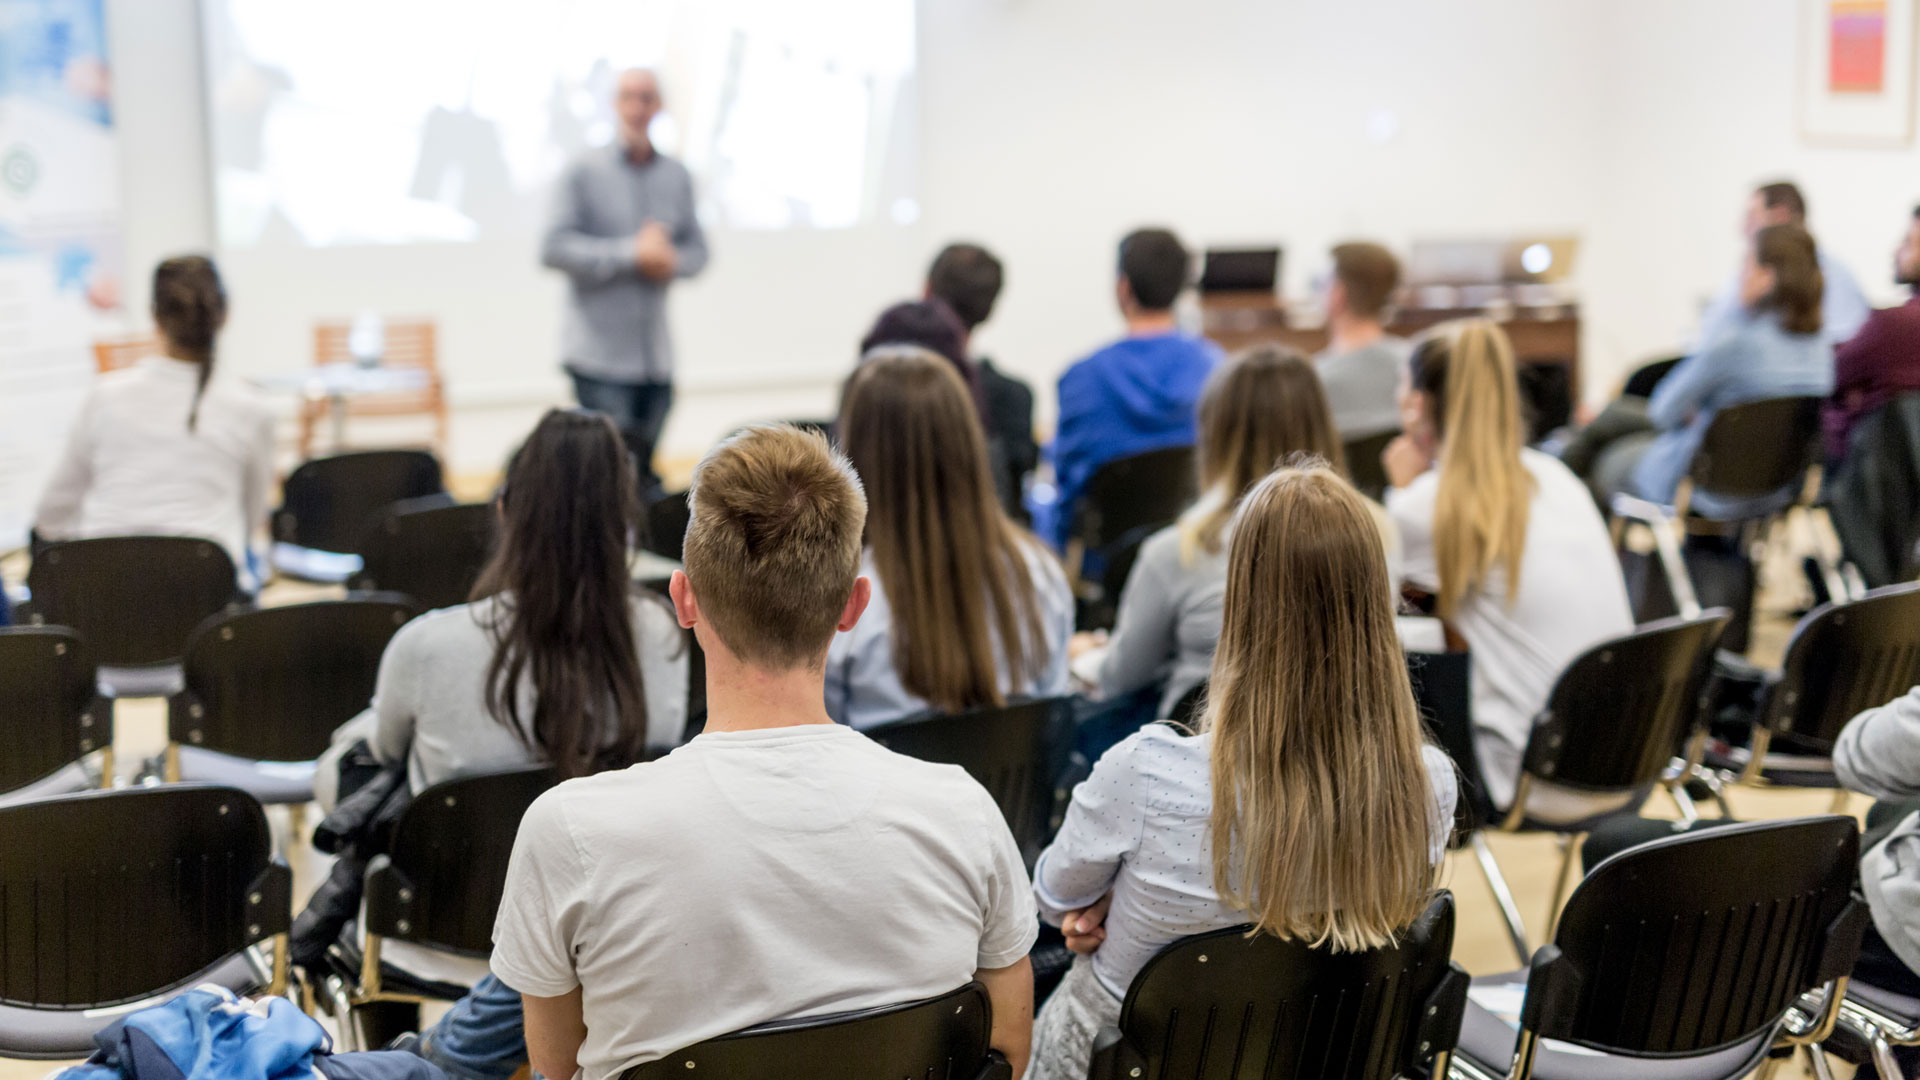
[{"left": 1800, "top": 0, "right": 1919, "bottom": 145}]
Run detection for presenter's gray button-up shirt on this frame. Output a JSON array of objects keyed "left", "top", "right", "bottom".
[{"left": 542, "top": 145, "right": 709, "bottom": 384}]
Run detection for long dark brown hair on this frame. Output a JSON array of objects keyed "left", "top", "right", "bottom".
[
  {"left": 1753, "top": 223, "right": 1825, "bottom": 337},
  {"left": 472, "top": 409, "right": 650, "bottom": 778},
  {"left": 839, "top": 347, "right": 1051, "bottom": 713},
  {"left": 152, "top": 256, "right": 228, "bottom": 432}
]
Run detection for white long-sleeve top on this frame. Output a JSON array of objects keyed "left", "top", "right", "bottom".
[
  {"left": 1032, "top": 724, "right": 1457, "bottom": 999},
  {"left": 35, "top": 356, "right": 275, "bottom": 580}
]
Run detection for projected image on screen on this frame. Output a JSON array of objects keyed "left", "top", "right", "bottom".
[{"left": 201, "top": 0, "right": 917, "bottom": 247}]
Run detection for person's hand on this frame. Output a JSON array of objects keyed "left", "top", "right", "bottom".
[
  {"left": 1062, "top": 892, "right": 1114, "bottom": 956},
  {"left": 634, "top": 221, "right": 677, "bottom": 281},
  {"left": 1383, "top": 435, "right": 1432, "bottom": 490},
  {"left": 1068, "top": 630, "right": 1108, "bottom": 663}
]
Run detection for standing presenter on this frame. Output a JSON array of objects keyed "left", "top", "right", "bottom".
[{"left": 543, "top": 68, "right": 708, "bottom": 496}]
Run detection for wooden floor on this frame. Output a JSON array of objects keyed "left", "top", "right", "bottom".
[{"left": 0, "top": 506, "right": 1879, "bottom": 1079}]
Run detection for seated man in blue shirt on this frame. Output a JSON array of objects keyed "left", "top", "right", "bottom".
[{"left": 1039, "top": 228, "right": 1221, "bottom": 550}]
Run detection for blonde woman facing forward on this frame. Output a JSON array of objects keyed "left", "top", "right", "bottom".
[
  {"left": 1383, "top": 318, "right": 1633, "bottom": 817},
  {"left": 1079, "top": 345, "right": 1400, "bottom": 719},
  {"left": 828, "top": 347, "right": 1074, "bottom": 728},
  {"left": 1027, "top": 463, "right": 1456, "bottom": 1080}
]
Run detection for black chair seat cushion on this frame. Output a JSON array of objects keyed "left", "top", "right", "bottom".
[
  {"left": 1456, "top": 973, "right": 1772, "bottom": 1080},
  {"left": 0, "top": 953, "right": 260, "bottom": 1059},
  {"left": 1850, "top": 979, "right": 1920, "bottom": 1023},
  {"left": 175, "top": 747, "right": 318, "bottom": 805}
]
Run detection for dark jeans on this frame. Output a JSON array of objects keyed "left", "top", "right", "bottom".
[
  {"left": 570, "top": 371, "right": 673, "bottom": 498},
  {"left": 414, "top": 974, "right": 527, "bottom": 1080},
  {"left": 1559, "top": 396, "right": 1656, "bottom": 508}
]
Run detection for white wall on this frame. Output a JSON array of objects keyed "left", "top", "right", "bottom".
[{"left": 98, "top": 0, "right": 1920, "bottom": 476}]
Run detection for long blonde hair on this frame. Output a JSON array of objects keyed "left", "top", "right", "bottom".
[
  {"left": 839, "top": 348, "right": 1051, "bottom": 712},
  {"left": 1178, "top": 346, "right": 1345, "bottom": 562},
  {"left": 1406, "top": 319, "right": 1534, "bottom": 618},
  {"left": 1203, "top": 462, "right": 1438, "bottom": 950}
]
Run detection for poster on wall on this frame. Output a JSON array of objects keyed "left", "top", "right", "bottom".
[
  {"left": 0, "top": 0, "right": 121, "bottom": 551},
  {"left": 1800, "top": 0, "right": 1920, "bottom": 145}
]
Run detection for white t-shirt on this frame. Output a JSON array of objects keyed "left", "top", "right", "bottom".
[
  {"left": 1386, "top": 448, "right": 1634, "bottom": 809},
  {"left": 489, "top": 723, "right": 1039, "bottom": 1080}
]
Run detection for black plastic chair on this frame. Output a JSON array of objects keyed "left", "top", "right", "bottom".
[
  {"left": 1451, "top": 816, "right": 1867, "bottom": 1080},
  {"left": 1611, "top": 396, "right": 1822, "bottom": 623},
  {"left": 1343, "top": 428, "right": 1399, "bottom": 503},
  {"left": 641, "top": 488, "right": 691, "bottom": 563},
  {"left": 347, "top": 498, "right": 497, "bottom": 610},
  {"left": 1701, "top": 583, "right": 1920, "bottom": 806},
  {"left": 1834, "top": 979, "right": 1920, "bottom": 1078},
  {"left": 871, "top": 697, "right": 1072, "bottom": 866},
  {"left": 1072, "top": 446, "right": 1198, "bottom": 627},
  {"left": 0, "top": 627, "right": 111, "bottom": 801},
  {"left": 272, "top": 450, "right": 445, "bottom": 581},
  {"left": 1166, "top": 679, "right": 1208, "bottom": 728},
  {"left": 1461, "top": 613, "right": 1732, "bottom": 965},
  {"left": 20, "top": 536, "right": 242, "bottom": 696},
  {"left": 0, "top": 786, "right": 292, "bottom": 1059},
  {"left": 625, "top": 982, "right": 1009, "bottom": 1080},
  {"left": 167, "top": 596, "right": 417, "bottom": 804},
  {"left": 1088, "top": 892, "right": 1468, "bottom": 1080},
  {"left": 322, "top": 766, "right": 557, "bottom": 1048}
]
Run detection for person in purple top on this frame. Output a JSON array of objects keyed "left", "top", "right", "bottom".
[
  {"left": 1827, "top": 206, "right": 1920, "bottom": 464},
  {"left": 1037, "top": 228, "right": 1221, "bottom": 550}
]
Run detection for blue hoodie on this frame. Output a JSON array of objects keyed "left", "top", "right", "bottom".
[{"left": 1041, "top": 331, "right": 1222, "bottom": 549}]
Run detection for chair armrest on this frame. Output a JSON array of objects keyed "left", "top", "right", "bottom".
[{"left": 249, "top": 858, "right": 296, "bottom": 938}]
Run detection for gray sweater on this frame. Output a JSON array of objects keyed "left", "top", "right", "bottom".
[
  {"left": 1834, "top": 684, "right": 1920, "bottom": 975},
  {"left": 1096, "top": 523, "right": 1228, "bottom": 720},
  {"left": 368, "top": 593, "right": 689, "bottom": 794}
]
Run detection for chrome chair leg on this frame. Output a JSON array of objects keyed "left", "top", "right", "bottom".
[
  {"left": 1471, "top": 832, "right": 1530, "bottom": 965},
  {"left": 1544, "top": 833, "right": 1585, "bottom": 942},
  {"left": 1875, "top": 1030, "right": 1910, "bottom": 1080}
]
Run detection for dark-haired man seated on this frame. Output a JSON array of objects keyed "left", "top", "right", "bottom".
[
  {"left": 1038, "top": 228, "right": 1220, "bottom": 551},
  {"left": 489, "top": 425, "right": 1036, "bottom": 1080}
]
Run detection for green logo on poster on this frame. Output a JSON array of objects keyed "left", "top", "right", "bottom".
[{"left": 2, "top": 146, "right": 39, "bottom": 195}]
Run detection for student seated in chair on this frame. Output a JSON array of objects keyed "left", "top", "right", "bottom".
[
  {"left": 927, "top": 242, "right": 1039, "bottom": 519},
  {"left": 1038, "top": 227, "right": 1221, "bottom": 550},
  {"left": 325, "top": 408, "right": 688, "bottom": 807},
  {"left": 1025, "top": 462, "right": 1456, "bottom": 1080},
  {"left": 1314, "top": 241, "right": 1409, "bottom": 441},
  {"left": 1384, "top": 319, "right": 1633, "bottom": 819},
  {"left": 1826, "top": 206, "right": 1920, "bottom": 468},
  {"left": 1075, "top": 345, "right": 1400, "bottom": 722},
  {"left": 484, "top": 424, "right": 1037, "bottom": 1080},
  {"left": 1559, "top": 224, "right": 1834, "bottom": 518},
  {"left": 35, "top": 256, "right": 275, "bottom": 589},
  {"left": 827, "top": 348, "right": 1073, "bottom": 729}
]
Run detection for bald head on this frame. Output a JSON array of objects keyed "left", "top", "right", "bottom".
[{"left": 615, "top": 68, "right": 662, "bottom": 152}]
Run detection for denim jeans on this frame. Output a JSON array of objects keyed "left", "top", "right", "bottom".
[
  {"left": 570, "top": 372, "right": 674, "bottom": 498},
  {"left": 415, "top": 975, "right": 528, "bottom": 1080}
]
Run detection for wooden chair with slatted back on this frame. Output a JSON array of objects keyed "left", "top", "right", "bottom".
[
  {"left": 92, "top": 333, "right": 159, "bottom": 373},
  {"left": 300, "top": 318, "right": 448, "bottom": 457}
]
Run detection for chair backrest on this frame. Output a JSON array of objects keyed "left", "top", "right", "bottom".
[
  {"left": 642, "top": 489, "right": 691, "bottom": 562},
  {"left": 1526, "top": 816, "right": 1865, "bottom": 1058},
  {"left": 1763, "top": 583, "right": 1920, "bottom": 750},
  {"left": 1406, "top": 650, "right": 1491, "bottom": 831},
  {"left": 1622, "top": 356, "right": 1684, "bottom": 400},
  {"left": 1093, "top": 893, "right": 1468, "bottom": 1080},
  {"left": 0, "top": 786, "right": 290, "bottom": 1009},
  {"left": 92, "top": 334, "right": 158, "bottom": 374},
  {"left": 365, "top": 766, "right": 559, "bottom": 954},
  {"left": 1168, "top": 679, "right": 1208, "bottom": 729},
  {"left": 314, "top": 318, "right": 439, "bottom": 373},
  {"left": 171, "top": 597, "right": 416, "bottom": 762},
  {"left": 1343, "top": 429, "right": 1399, "bottom": 502},
  {"left": 0, "top": 627, "right": 108, "bottom": 795},
  {"left": 274, "top": 450, "right": 446, "bottom": 554},
  {"left": 1689, "top": 396, "right": 1821, "bottom": 503},
  {"left": 348, "top": 498, "right": 497, "bottom": 610},
  {"left": 23, "top": 537, "right": 241, "bottom": 667},
  {"left": 870, "top": 697, "right": 1071, "bottom": 864},
  {"left": 1522, "top": 611, "right": 1729, "bottom": 793},
  {"left": 623, "top": 982, "right": 1002, "bottom": 1080},
  {"left": 1077, "top": 445, "right": 1198, "bottom": 553}
]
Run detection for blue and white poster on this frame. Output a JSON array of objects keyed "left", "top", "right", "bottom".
[{"left": 0, "top": 0, "right": 120, "bottom": 550}]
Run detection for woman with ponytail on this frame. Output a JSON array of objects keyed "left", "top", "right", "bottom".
[
  {"left": 35, "top": 255, "right": 275, "bottom": 585},
  {"left": 1383, "top": 318, "right": 1632, "bottom": 816}
]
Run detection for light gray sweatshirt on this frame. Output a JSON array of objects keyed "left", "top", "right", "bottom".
[{"left": 1834, "top": 684, "right": 1920, "bottom": 975}]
